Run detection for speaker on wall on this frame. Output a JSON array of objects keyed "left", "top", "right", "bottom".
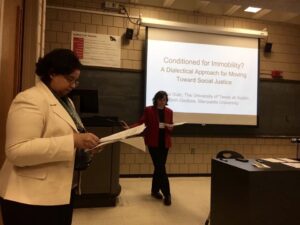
[
  {"left": 264, "top": 42, "right": 273, "bottom": 53},
  {"left": 125, "top": 28, "right": 134, "bottom": 40}
]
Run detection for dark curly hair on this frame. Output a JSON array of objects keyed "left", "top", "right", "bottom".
[
  {"left": 152, "top": 90, "right": 168, "bottom": 107},
  {"left": 35, "top": 49, "right": 82, "bottom": 84}
]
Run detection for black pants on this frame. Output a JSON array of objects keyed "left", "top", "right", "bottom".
[
  {"left": 0, "top": 195, "right": 73, "bottom": 225},
  {"left": 148, "top": 147, "right": 170, "bottom": 197}
]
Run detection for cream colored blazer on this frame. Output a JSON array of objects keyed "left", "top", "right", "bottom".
[{"left": 0, "top": 81, "right": 78, "bottom": 205}]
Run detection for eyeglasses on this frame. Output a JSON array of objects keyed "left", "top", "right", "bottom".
[{"left": 64, "top": 75, "right": 79, "bottom": 87}]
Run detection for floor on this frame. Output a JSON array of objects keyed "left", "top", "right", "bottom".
[{"left": 72, "top": 177, "right": 211, "bottom": 225}]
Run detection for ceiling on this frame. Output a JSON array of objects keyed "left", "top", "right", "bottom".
[{"left": 118, "top": 0, "right": 300, "bottom": 25}]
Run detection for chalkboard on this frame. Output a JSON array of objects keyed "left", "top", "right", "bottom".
[
  {"left": 77, "top": 67, "right": 145, "bottom": 124},
  {"left": 78, "top": 68, "right": 300, "bottom": 137}
]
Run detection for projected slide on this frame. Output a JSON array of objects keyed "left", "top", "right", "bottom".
[{"left": 146, "top": 28, "right": 259, "bottom": 125}]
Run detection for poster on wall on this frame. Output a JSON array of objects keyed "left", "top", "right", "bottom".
[{"left": 71, "top": 31, "right": 121, "bottom": 68}]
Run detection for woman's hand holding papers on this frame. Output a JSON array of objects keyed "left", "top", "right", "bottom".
[
  {"left": 74, "top": 132, "right": 100, "bottom": 150},
  {"left": 88, "top": 140, "right": 104, "bottom": 154}
]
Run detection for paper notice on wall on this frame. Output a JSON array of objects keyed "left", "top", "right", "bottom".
[
  {"left": 71, "top": 31, "right": 121, "bottom": 68},
  {"left": 121, "top": 137, "right": 146, "bottom": 152}
]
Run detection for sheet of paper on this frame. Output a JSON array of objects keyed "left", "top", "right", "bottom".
[
  {"left": 100, "top": 123, "right": 145, "bottom": 143},
  {"left": 85, "top": 140, "right": 116, "bottom": 153},
  {"left": 162, "top": 122, "right": 186, "bottom": 128},
  {"left": 251, "top": 161, "right": 270, "bottom": 168},
  {"left": 283, "top": 163, "right": 300, "bottom": 168},
  {"left": 87, "top": 124, "right": 146, "bottom": 152},
  {"left": 173, "top": 122, "right": 186, "bottom": 126},
  {"left": 120, "top": 137, "right": 146, "bottom": 152},
  {"left": 262, "top": 158, "right": 285, "bottom": 163},
  {"left": 86, "top": 122, "right": 183, "bottom": 153},
  {"left": 277, "top": 158, "right": 299, "bottom": 163},
  {"left": 71, "top": 31, "right": 121, "bottom": 68}
]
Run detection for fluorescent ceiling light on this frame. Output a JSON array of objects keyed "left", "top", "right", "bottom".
[{"left": 244, "top": 6, "right": 262, "bottom": 13}]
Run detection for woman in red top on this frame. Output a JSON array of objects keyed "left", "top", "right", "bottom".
[{"left": 134, "top": 91, "right": 173, "bottom": 206}]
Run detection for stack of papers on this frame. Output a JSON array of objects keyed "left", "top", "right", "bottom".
[
  {"left": 251, "top": 161, "right": 270, "bottom": 168},
  {"left": 261, "top": 158, "right": 300, "bottom": 169},
  {"left": 262, "top": 158, "right": 299, "bottom": 163},
  {"left": 87, "top": 124, "right": 146, "bottom": 152},
  {"left": 283, "top": 163, "right": 300, "bottom": 168},
  {"left": 120, "top": 137, "right": 146, "bottom": 152},
  {"left": 86, "top": 122, "right": 187, "bottom": 153}
]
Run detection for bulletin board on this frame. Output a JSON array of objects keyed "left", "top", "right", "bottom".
[{"left": 71, "top": 31, "right": 121, "bottom": 68}]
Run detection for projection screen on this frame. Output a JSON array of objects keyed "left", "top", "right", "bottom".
[{"left": 145, "top": 27, "right": 259, "bottom": 125}]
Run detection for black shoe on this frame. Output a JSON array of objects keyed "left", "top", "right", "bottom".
[
  {"left": 164, "top": 195, "right": 171, "bottom": 206},
  {"left": 151, "top": 192, "right": 163, "bottom": 200}
]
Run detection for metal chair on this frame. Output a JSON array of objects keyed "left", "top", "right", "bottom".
[{"left": 204, "top": 150, "right": 244, "bottom": 225}]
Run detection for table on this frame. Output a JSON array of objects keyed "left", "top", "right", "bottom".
[{"left": 210, "top": 158, "right": 300, "bottom": 225}]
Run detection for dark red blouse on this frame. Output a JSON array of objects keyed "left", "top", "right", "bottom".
[{"left": 134, "top": 106, "right": 173, "bottom": 148}]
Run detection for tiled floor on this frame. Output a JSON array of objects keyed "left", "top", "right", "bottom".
[{"left": 72, "top": 177, "right": 211, "bottom": 225}]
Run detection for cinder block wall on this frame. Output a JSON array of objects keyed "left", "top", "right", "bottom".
[
  {"left": 45, "top": 0, "right": 300, "bottom": 175},
  {"left": 119, "top": 137, "right": 295, "bottom": 174}
]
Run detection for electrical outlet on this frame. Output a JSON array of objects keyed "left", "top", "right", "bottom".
[{"left": 103, "top": 1, "right": 120, "bottom": 10}]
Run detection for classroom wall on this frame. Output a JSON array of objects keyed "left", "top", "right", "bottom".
[
  {"left": 22, "top": 0, "right": 46, "bottom": 90},
  {"left": 45, "top": 0, "right": 300, "bottom": 175},
  {"left": 0, "top": 2, "right": 3, "bottom": 224},
  {"left": 0, "top": 0, "right": 4, "bottom": 169}
]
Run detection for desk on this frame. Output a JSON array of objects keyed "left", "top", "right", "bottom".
[{"left": 210, "top": 158, "right": 300, "bottom": 225}]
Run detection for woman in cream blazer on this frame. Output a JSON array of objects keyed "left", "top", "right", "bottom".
[{"left": 0, "top": 49, "right": 100, "bottom": 225}]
